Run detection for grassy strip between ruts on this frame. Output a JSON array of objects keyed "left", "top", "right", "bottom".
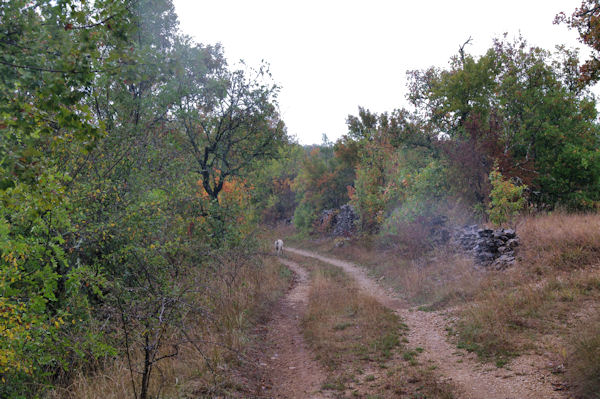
[{"left": 287, "top": 252, "right": 454, "bottom": 398}]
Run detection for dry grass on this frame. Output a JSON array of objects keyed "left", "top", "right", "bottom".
[
  {"left": 566, "top": 309, "right": 600, "bottom": 399},
  {"left": 288, "top": 233, "right": 483, "bottom": 308},
  {"left": 518, "top": 212, "right": 600, "bottom": 272},
  {"left": 50, "top": 255, "right": 291, "bottom": 399},
  {"left": 282, "top": 212, "right": 600, "bottom": 396},
  {"left": 294, "top": 254, "right": 454, "bottom": 398},
  {"left": 456, "top": 212, "right": 600, "bottom": 370},
  {"left": 302, "top": 263, "right": 405, "bottom": 371}
]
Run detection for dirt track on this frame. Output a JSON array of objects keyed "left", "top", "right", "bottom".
[
  {"left": 285, "top": 247, "right": 565, "bottom": 399},
  {"left": 260, "top": 258, "right": 330, "bottom": 399}
]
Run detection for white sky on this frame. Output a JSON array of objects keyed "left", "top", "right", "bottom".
[{"left": 173, "top": 1, "right": 589, "bottom": 144}]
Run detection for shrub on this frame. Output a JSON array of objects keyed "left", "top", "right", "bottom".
[{"left": 487, "top": 165, "right": 526, "bottom": 227}]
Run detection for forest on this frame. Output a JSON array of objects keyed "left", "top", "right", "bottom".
[{"left": 1, "top": 0, "right": 600, "bottom": 398}]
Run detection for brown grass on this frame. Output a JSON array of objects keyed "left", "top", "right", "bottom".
[
  {"left": 282, "top": 212, "right": 600, "bottom": 395},
  {"left": 289, "top": 234, "right": 483, "bottom": 308},
  {"left": 50, "top": 255, "right": 291, "bottom": 399},
  {"left": 456, "top": 212, "right": 600, "bottom": 368},
  {"left": 566, "top": 309, "right": 600, "bottom": 399},
  {"left": 293, "top": 254, "right": 454, "bottom": 398}
]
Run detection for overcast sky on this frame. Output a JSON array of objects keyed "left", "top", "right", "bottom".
[{"left": 172, "top": 1, "right": 588, "bottom": 144}]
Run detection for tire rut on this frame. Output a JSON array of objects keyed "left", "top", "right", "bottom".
[
  {"left": 260, "top": 258, "right": 330, "bottom": 399},
  {"left": 286, "top": 247, "right": 565, "bottom": 399}
]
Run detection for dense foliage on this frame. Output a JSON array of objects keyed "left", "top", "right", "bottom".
[
  {"left": 0, "top": 1, "right": 286, "bottom": 397},
  {"left": 291, "top": 37, "right": 600, "bottom": 236}
]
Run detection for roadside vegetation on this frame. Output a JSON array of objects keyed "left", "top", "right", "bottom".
[
  {"left": 1, "top": 1, "right": 290, "bottom": 397},
  {"left": 3, "top": 0, "right": 600, "bottom": 398},
  {"left": 456, "top": 212, "right": 600, "bottom": 373}
]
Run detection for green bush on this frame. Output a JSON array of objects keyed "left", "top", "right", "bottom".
[{"left": 487, "top": 166, "right": 526, "bottom": 227}]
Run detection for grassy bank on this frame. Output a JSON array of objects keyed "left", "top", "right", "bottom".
[
  {"left": 456, "top": 213, "right": 600, "bottom": 389},
  {"left": 50, "top": 252, "right": 291, "bottom": 399}
]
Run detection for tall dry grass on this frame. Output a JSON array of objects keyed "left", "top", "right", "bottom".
[
  {"left": 50, "top": 255, "right": 290, "bottom": 399},
  {"left": 566, "top": 310, "right": 600, "bottom": 399},
  {"left": 457, "top": 212, "right": 600, "bottom": 371},
  {"left": 518, "top": 212, "right": 600, "bottom": 273}
]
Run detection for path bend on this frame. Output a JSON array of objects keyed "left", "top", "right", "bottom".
[{"left": 286, "top": 247, "right": 565, "bottom": 399}]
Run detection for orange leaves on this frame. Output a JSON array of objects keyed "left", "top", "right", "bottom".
[
  {"left": 347, "top": 185, "right": 356, "bottom": 200},
  {"left": 196, "top": 175, "right": 252, "bottom": 216}
]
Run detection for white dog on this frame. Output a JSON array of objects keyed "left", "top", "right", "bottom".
[{"left": 274, "top": 239, "right": 284, "bottom": 256}]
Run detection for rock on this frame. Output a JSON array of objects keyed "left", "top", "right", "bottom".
[
  {"left": 498, "top": 245, "right": 511, "bottom": 254},
  {"left": 477, "top": 252, "right": 495, "bottom": 262},
  {"left": 453, "top": 225, "right": 520, "bottom": 270},
  {"left": 477, "top": 229, "right": 494, "bottom": 238},
  {"left": 503, "top": 229, "right": 516, "bottom": 239},
  {"left": 332, "top": 204, "right": 357, "bottom": 237},
  {"left": 492, "top": 254, "right": 515, "bottom": 270},
  {"left": 506, "top": 238, "right": 519, "bottom": 248},
  {"left": 317, "top": 204, "right": 358, "bottom": 237},
  {"left": 493, "top": 231, "right": 508, "bottom": 241}
]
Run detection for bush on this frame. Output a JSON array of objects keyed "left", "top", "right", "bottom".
[
  {"left": 487, "top": 166, "right": 526, "bottom": 227},
  {"left": 293, "top": 201, "right": 317, "bottom": 234}
]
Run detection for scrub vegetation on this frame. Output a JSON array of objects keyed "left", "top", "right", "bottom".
[{"left": 3, "top": 0, "right": 600, "bottom": 398}]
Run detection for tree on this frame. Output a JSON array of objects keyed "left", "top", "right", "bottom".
[
  {"left": 556, "top": 1, "right": 600, "bottom": 84},
  {"left": 487, "top": 165, "right": 527, "bottom": 227},
  {"left": 250, "top": 144, "right": 304, "bottom": 224},
  {"left": 174, "top": 55, "right": 286, "bottom": 204},
  {"left": 292, "top": 141, "right": 355, "bottom": 233},
  {"left": 0, "top": 0, "right": 134, "bottom": 394},
  {"left": 407, "top": 36, "right": 600, "bottom": 209}
]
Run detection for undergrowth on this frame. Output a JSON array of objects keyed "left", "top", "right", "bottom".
[{"left": 49, "top": 253, "right": 291, "bottom": 398}]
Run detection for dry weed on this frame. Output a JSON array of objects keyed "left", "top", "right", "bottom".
[
  {"left": 51, "top": 255, "right": 290, "bottom": 398},
  {"left": 566, "top": 310, "right": 600, "bottom": 399},
  {"left": 297, "top": 256, "right": 454, "bottom": 398},
  {"left": 456, "top": 212, "right": 600, "bottom": 367}
]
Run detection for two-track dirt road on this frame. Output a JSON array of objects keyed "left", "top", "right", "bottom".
[{"left": 275, "top": 247, "right": 565, "bottom": 399}]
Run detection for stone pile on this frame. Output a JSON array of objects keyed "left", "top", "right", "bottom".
[
  {"left": 317, "top": 204, "right": 358, "bottom": 237},
  {"left": 455, "top": 225, "right": 520, "bottom": 270},
  {"left": 318, "top": 209, "right": 336, "bottom": 227},
  {"left": 332, "top": 204, "right": 357, "bottom": 237}
]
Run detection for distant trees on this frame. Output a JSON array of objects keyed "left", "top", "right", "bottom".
[
  {"left": 292, "top": 141, "right": 355, "bottom": 233},
  {"left": 289, "top": 35, "right": 600, "bottom": 238},
  {"left": 557, "top": 1, "right": 600, "bottom": 84}
]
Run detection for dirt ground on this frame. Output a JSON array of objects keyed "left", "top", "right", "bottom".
[
  {"left": 280, "top": 247, "right": 567, "bottom": 399},
  {"left": 259, "top": 258, "right": 331, "bottom": 399}
]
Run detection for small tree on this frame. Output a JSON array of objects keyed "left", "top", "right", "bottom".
[{"left": 487, "top": 165, "right": 526, "bottom": 227}]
